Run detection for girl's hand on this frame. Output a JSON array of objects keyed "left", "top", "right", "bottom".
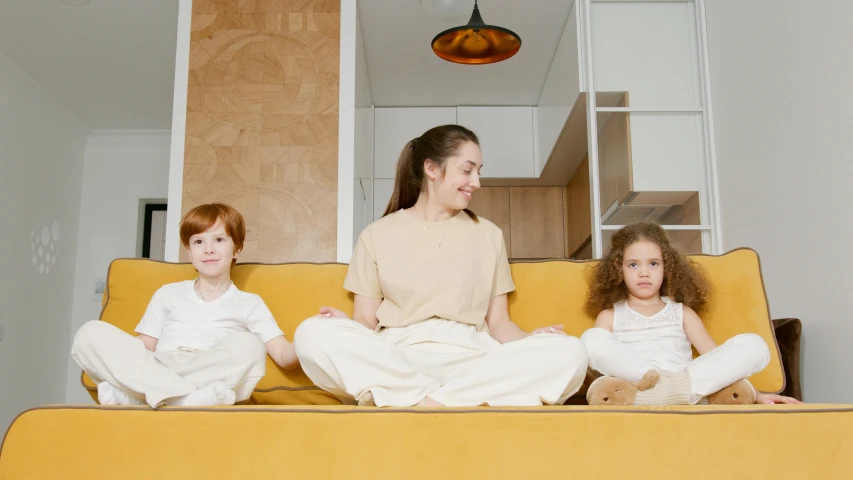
[
  {"left": 529, "top": 325, "right": 566, "bottom": 336},
  {"left": 756, "top": 393, "right": 803, "bottom": 405},
  {"left": 319, "top": 306, "right": 349, "bottom": 319}
]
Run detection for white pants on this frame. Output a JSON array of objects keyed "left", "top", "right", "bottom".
[
  {"left": 294, "top": 316, "right": 589, "bottom": 407},
  {"left": 71, "top": 320, "right": 267, "bottom": 408},
  {"left": 581, "top": 328, "right": 771, "bottom": 403}
]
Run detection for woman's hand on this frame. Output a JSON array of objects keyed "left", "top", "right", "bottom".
[
  {"left": 485, "top": 295, "right": 567, "bottom": 343},
  {"left": 529, "top": 325, "right": 566, "bottom": 336},
  {"left": 319, "top": 306, "right": 349, "bottom": 319},
  {"left": 756, "top": 393, "right": 803, "bottom": 405}
]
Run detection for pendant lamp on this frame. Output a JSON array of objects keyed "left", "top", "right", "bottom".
[{"left": 431, "top": 0, "right": 521, "bottom": 65}]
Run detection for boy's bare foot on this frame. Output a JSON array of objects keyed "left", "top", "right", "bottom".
[
  {"left": 165, "top": 381, "right": 236, "bottom": 407},
  {"left": 417, "top": 396, "right": 443, "bottom": 407},
  {"left": 97, "top": 382, "right": 143, "bottom": 406}
]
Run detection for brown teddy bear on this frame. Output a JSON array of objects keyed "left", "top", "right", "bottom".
[
  {"left": 705, "top": 379, "right": 756, "bottom": 405},
  {"left": 586, "top": 370, "right": 661, "bottom": 406},
  {"left": 586, "top": 371, "right": 757, "bottom": 406}
]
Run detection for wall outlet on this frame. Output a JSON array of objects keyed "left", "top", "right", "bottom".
[{"left": 93, "top": 277, "right": 106, "bottom": 302}]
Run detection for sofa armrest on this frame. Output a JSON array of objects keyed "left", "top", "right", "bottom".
[{"left": 772, "top": 318, "right": 802, "bottom": 401}]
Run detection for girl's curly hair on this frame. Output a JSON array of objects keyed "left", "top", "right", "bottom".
[{"left": 584, "top": 222, "right": 711, "bottom": 317}]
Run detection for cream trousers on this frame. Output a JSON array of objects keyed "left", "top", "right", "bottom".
[
  {"left": 71, "top": 320, "right": 267, "bottom": 408},
  {"left": 581, "top": 328, "right": 771, "bottom": 403},
  {"left": 294, "top": 316, "right": 589, "bottom": 407}
]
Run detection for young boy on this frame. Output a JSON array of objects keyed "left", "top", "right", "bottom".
[{"left": 71, "top": 203, "right": 298, "bottom": 408}]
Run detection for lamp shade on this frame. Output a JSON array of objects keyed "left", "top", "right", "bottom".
[{"left": 431, "top": 1, "right": 521, "bottom": 65}]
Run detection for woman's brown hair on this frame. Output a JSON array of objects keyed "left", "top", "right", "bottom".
[
  {"left": 383, "top": 124, "right": 479, "bottom": 222},
  {"left": 584, "top": 222, "right": 711, "bottom": 317}
]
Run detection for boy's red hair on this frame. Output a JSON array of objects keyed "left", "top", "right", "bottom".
[{"left": 179, "top": 203, "right": 246, "bottom": 255}]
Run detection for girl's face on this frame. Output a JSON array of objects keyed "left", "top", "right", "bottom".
[
  {"left": 621, "top": 240, "right": 664, "bottom": 301},
  {"left": 425, "top": 141, "right": 482, "bottom": 210}
]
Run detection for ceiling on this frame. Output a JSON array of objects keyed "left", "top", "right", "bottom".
[
  {"left": 358, "top": 0, "right": 575, "bottom": 106},
  {"left": 0, "top": 0, "right": 573, "bottom": 128},
  {"left": 0, "top": 0, "right": 178, "bottom": 129}
]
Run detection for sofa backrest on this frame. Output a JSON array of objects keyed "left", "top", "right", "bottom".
[{"left": 99, "top": 248, "right": 784, "bottom": 393}]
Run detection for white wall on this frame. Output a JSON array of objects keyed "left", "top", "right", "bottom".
[
  {"left": 353, "top": 6, "right": 374, "bottom": 248},
  {"left": 337, "top": 0, "right": 357, "bottom": 262},
  {"left": 592, "top": 1, "right": 703, "bottom": 193},
  {"left": 536, "top": 1, "right": 581, "bottom": 176},
  {"left": 0, "top": 53, "right": 91, "bottom": 437},
  {"left": 592, "top": 2, "right": 700, "bottom": 110},
  {"left": 705, "top": 0, "right": 853, "bottom": 402},
  {"left": 63, "top": 131, "right": 171, "bottom": 404},
  {"left": 164, "top": 0, "right": 192, "bottom": 262}
]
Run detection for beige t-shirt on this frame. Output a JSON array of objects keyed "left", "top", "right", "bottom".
[{"left": 344, "top": 209, "right": 515, "bottom": 331}]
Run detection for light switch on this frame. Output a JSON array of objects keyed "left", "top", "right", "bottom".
[{"left": 93, "top": 277, "right": 106, "bottom": 302}]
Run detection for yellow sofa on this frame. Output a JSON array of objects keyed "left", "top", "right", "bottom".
[
  {"left": 3, "top": 404, "right": 853, "bottom": 478},
  {"left": 77, "top": 248, "right": 786, "bottom": 403},
  {"left": 4, "top": 248, "right": 852, "bottom": 479}
]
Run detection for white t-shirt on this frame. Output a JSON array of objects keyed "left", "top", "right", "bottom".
[{"left": 134, "top": 280, "right": 284, "bottom": 352}]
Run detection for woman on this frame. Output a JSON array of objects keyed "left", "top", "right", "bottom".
[{"left": 295, "top": 125, "right": 588, "bottom": 407}]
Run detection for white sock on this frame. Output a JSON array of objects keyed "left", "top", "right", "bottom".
[
  {"left": 633, "top": 370, "right": 692, "bottom": 406},
  {"left": 164, "top": 381, "right": 236, "bottom": 407},
  {"left": 97, "top": 382, "right": 143, "bottom": 406}
]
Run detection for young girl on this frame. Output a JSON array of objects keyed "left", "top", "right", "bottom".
[
  {"left": 581, "top": 222, "right": 801, "bottom": 406},
  {"left": 71, "top": 203, "right": 298, "bottom": 408}
]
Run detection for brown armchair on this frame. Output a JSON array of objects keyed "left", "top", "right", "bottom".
[{"left": 772, "top": 318, "right": 803, "bottom": 401}]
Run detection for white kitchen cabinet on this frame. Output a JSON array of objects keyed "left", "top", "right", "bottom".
[
  {"left": 373, "top": 107, "right": 457, "bottom": 179},
  {"left": 456, "top": 106, "right": 535, "bottom": 179},
  {"left": 591, "top": 1, "right": 701, "bottom": 110},
  {"left": 373, "top": 178, "right": 395, "bottom": 222}
]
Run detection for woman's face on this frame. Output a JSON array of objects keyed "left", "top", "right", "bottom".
[{"left": 427, "top": 141, "right": 482, "bottom": 210}]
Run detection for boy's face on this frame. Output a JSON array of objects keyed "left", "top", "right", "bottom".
[{"left": 186, "top": 219, "right": 238, "bottom": 278}]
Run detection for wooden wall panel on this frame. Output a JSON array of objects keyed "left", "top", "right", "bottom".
[
  {"left": 468, "top": 186, "right": 575, "bottom": 260},
  {"left": 467, "top": 187, "right": 512, "bottom": 254},
  {"left": 562, "top": 186, "right": 570, "bottom": 258},
  {"left": 659, "top": 192, "right": 703, "bottom": 254},
  {"left": 565, "top": 157, "right": 591, "bottom": 258},
  {"left": 509, "top": 187, "right": 565, "bottom": 259},
  {"left": 181, "top": 0, "right": 340, "bottom": 262},
  {"left": 598, "top": 94, "right": 632, "bottom": 215}
]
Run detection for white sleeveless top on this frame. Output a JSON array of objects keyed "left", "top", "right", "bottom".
[{"left": 612, "top": 297, "right": 694, "bottom": 371}]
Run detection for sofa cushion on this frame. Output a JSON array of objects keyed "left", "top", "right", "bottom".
[
  {"left": 81, "top": 248, "right": 784, "bottom": 403},
  {"left": 5, "top": 405, "right": 852, "bottom": 478}
]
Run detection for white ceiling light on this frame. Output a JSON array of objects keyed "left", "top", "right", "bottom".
[
  {"left": 61, "top": 0, "right": 91, "bottom": 5},
  {"left": 420, "top": 0, "right": 473, "bottom": 21}
]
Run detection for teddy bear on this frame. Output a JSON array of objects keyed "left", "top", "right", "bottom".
[
  {"left": 705, "top": 379, "right": 756, "bottom": 405},
  {"left": 585, "top": 370, "right": 661, "bottom": 406},
  {"left": 586, "top": 370, "right": 756, "bottom": 406}
]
